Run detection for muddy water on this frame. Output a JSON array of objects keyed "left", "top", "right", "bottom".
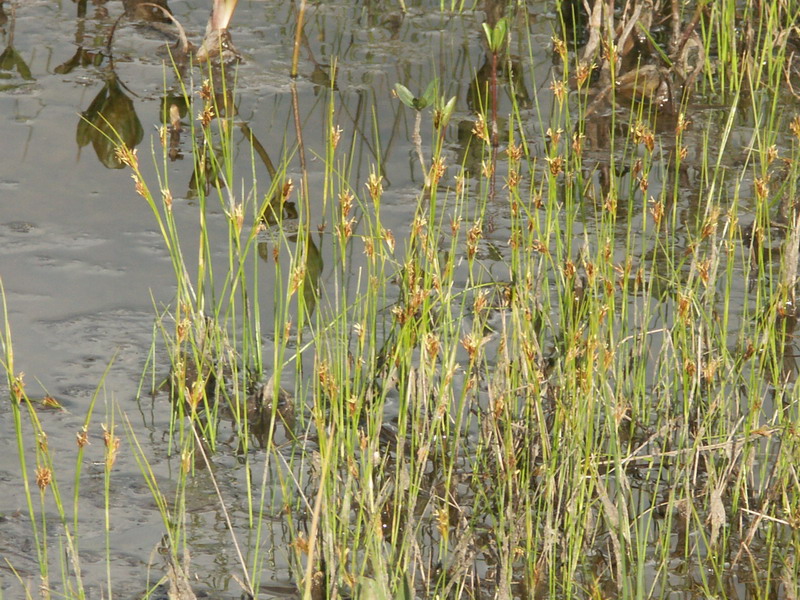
[{"left": 0, "top": 0, "right": 791, "bottom": 598}]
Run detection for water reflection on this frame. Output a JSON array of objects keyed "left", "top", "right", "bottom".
[
  {"left": 0, "top": 42, "right": 32, "bottom": 85},
  {"left": 54, "top": 0, "right": 103, "bottom": 74},
  {"left": 0, "top": 2, "right": 32, "bottom": 91},
  {"left": 77, "top": 70, "right": 143, "bottom": 169},
  {"left": 122, "top": 0, "right": 172, "bottom": 22}
]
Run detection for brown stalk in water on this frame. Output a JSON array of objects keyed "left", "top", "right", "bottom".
[
  {"left": 139, "top": 3, "right": 190, "bottom": 55},
  {"left": 208, "top": 0, "right": 238, "bottom": 32},
  {"left": 291, "top": 0, "right": 306, "bottom": 79},
  {"left": 197, "top": 0, "right": 240, "bottom": 62}
]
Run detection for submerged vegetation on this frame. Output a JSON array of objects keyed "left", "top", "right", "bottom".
[{"left": 6, "top": 0, "right": 800, "bottom": 598}]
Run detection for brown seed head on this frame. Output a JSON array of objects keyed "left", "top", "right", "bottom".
[
  {"left": 11, "top": 372, "right": 25, "bottom": 403},
  {"left": 366, "top": 171, "right": 383, "bottom": 202},
  {"left": 472, "top": 113, "right": 489, "bottom": 143},
  {"left": 199, "top": 80, "right": 213, "bottom": 102},
  {"left": 282, "top": 179, "right": 295, "bottom": 203},
  {"left": 425, "top": 333, "right": 440, "bottom": 358},
  {"left": 428, "top": 158, "right": 445, "bottom": 187},
  {"left": 339, "top": 190, "right": 354, "bottom": 217},
  {"left": 563, "top": 259, "right": 576, "bottom": 280},
  {"left": 676, "top": 113, "right": 691, "bottom": 135},
  {"left": 767, "top": 145, "right": 778, "bottom": 165},
  {"left": 572, "top": 132, "right": 584, "bottom": 157},
  {"left": 576, "top": 62, "right": 594, "bottom": 88},
  {"left": 650, "top": 199, "right": 664, "bottom": 227},
  {"left": 791, "top": 115, "right": 800, "bottom": 141},
  {"left": 382, "top": 228, "right": 395, "bottom": 253},
  {"left": 36, "top": 467, "right": 52, "bottom": 491},
  {"left": 102, "top": 425, "right": 121, "bottom": 471},
  {"left": 331, "top": 125, "right": 342, "bottom": 150},
  {"left": 363, "top": 237, "right": 374, "bottom": 257},
  {"left": 531, "top": 239, "right": 549, "bottom": 255},
  {"left": 473, "top": 290, "right": 489, "bottom": 314},
  {"left": 754, "top": 176, "right": 769, "bottom": 202},
  {"left": 76, "top": 427, "right": 90, "bottom": 449},
  {"left": 506, "top": 142, "right": 523, "bottom": 163},
  {"left": 199, "top": 106, "right": 215, "bottom": 127},
  {"left": 550, "top": 79, "right": 567, "bottom": 104},
  {"left": 545, "top": 155, "right": 564, "bottom": 176},
  {"left": 552, "top": 35, "right": 567, "bottom": 61}
]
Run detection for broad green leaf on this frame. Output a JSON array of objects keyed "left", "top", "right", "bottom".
[
  {"left": 394, "top": 83, "right": 415, "bottom": 108},
  {"left": 441, "top": 95, "right": 457, "bottom": 126},
  {"left": 493, "top": 17, "right": 508, "bottom": 51},
  {"left": 421, "top": 78, "right": 437, "bottom": 108},
  {"left": 482, "top": 22, "right": 493, "bottom": 47}
]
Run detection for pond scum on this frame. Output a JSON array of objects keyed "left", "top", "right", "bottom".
[{"left": 6, "top": 0, "right": 800, "bottom": 598}]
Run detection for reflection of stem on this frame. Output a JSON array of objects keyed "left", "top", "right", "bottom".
[
  {"left": 291, "top": 0, "right": 309, "bottom": 225},
  {"left": 289, "top": 0, "right": 311, "bottom": 355},
  {"left": 490, "top": 51, "right": 498, "bottom": 148},
  {"left": 75, "top": 6, "right": 86, "bottom": 44},
  {"left": 669, "top": 0, "right": 680, "bottom": 56},
  {"left": 7, "top": 1, "right": 15, "bottom": 46},
  {"left": 413, "top": 110, "right": 429, "bottom": 188},
  {"left": 238, "top": 123, "right": 277, "bottom": 179},
  {"left": 301, "top": 426, "right": 333, "bottom": 600},
  {"left": 291, "top": 84, "right": 308, "bottom": 214},
  {"left": 489, "top": 47, "right": 498, "bottom": 202},
  {"left": 298, "top": 24, "right": 322, "bottom": 70},
  {"left": 105, "top": 12, "right": 126, "bottom": 68},
  {"left": 189, "top": 422, "right": 255, "bottom": 598},
  {"left": 337, "top": 90, "right": 386, "bottom": 179}
]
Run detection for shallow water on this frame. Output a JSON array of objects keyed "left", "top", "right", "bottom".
[{"left": 0, "top": 0, "right": 796, "bottom": 598}]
